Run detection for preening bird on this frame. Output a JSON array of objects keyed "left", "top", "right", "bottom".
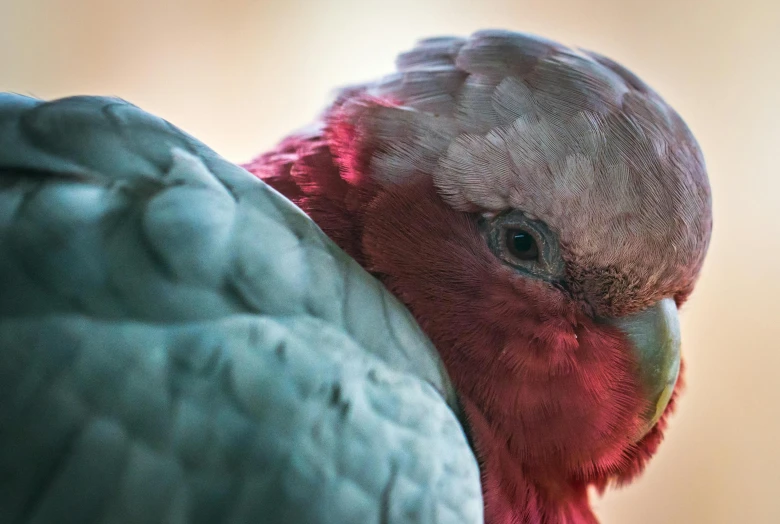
[{"left": 0, "top": 30, "right": 711, "bottom": 524}]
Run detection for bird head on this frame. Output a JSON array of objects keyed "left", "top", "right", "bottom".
[{"left": 254, "top": 29, "right": 712, "bottom": 520}]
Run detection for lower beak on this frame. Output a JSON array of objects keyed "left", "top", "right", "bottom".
[{"left": 605, "top": 297, "right": 682, "bottom": 440}]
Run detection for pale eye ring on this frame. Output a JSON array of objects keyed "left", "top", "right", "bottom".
[{"left": 480, "top": 210, "right": 565, "bottom": 281}]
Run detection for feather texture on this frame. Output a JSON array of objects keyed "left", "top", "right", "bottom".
[{"left": 0, "top": 94, "right": 482, "bottom": 524}]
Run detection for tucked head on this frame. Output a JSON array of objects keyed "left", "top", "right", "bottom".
[{"left": 252, "top": 29, "right": 712, "bottom": 517}]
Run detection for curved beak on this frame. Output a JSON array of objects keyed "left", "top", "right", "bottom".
[{"left": 605, "top": 297, "right": 681, "bottom": 440}]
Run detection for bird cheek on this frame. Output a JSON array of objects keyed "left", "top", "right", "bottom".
[{"left": 521, "top": 323, "right": 580, "bottom": 376}]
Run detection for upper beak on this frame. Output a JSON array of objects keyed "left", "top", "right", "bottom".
[{"left": 605, "top": 297, "right": 682, "bottom": 440}]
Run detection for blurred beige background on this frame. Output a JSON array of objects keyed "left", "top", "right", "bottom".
[{"left": 2, "top": 0, "right": 778, "bottom": 522}]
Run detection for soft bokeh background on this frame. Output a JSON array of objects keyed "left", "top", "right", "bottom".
[{"left": 2, "top": 0, "right": 778, "bottom": 522}]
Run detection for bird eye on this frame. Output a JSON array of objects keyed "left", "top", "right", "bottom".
[
  {"left": 506, "top": 229, "right": 539, "bottom": 261},
  {"left": 480, "top": 210, "right": 565, "bottom": 282}
]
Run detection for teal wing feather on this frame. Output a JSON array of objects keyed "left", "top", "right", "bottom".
[{"left": 0, "top": 94, "right": 482, "bottom": 524}]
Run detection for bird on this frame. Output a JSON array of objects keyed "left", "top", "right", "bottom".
[{"left": 0, "top": 29, "right": 712, "bottom": 524}]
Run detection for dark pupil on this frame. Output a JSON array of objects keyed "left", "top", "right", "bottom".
[{"left": 507, "top": 229, "right": 539, "bottom": 260}]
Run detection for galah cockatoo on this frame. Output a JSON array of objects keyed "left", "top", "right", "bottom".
[{"left": 0, "top": 29, "right": 711, "bottom": 524}]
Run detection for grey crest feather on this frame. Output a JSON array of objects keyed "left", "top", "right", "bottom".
[{"left": 335, "top": 29, "right": 711, "bottom": 314}]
